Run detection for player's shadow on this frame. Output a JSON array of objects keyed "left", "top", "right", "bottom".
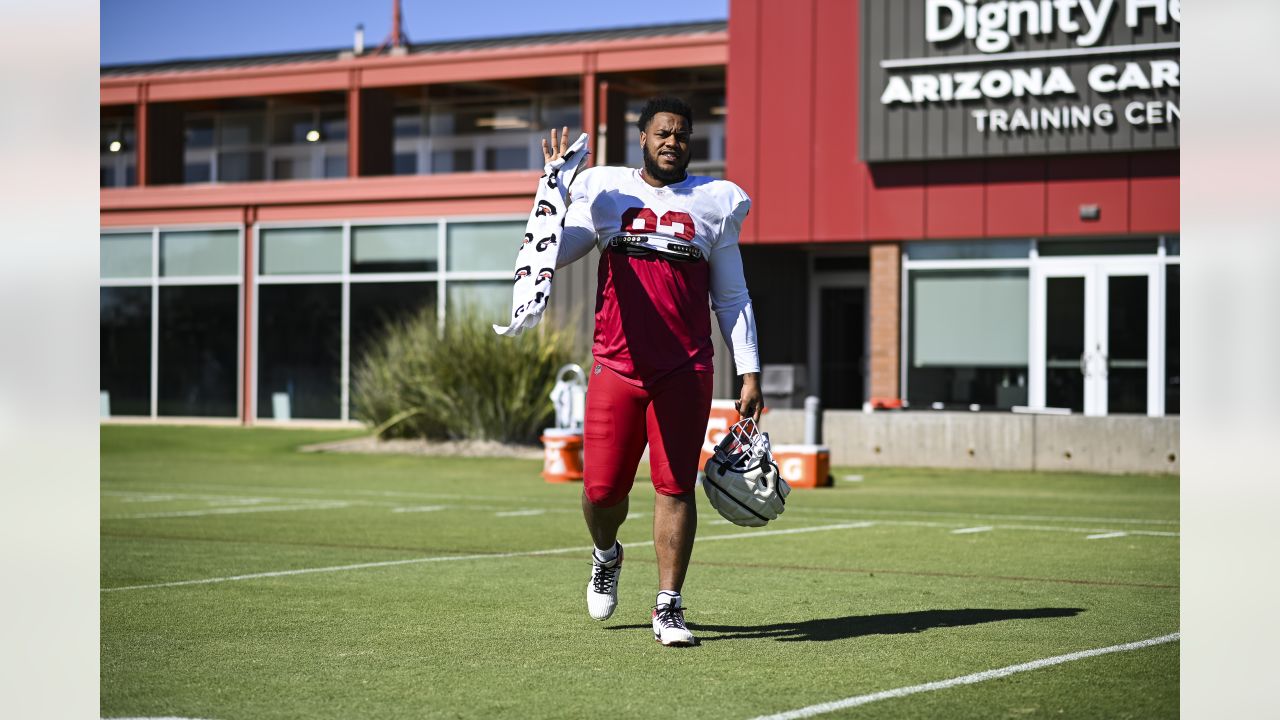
[{"left": 609, "top": 607, "right": 1083, "bottom": 643}]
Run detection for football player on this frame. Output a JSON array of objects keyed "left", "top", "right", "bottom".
[{"left": 544, "top": 96, "right": 763, "bottom": 647}]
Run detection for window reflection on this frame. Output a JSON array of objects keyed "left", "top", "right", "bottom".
[
  {"left": 158, "top": 285, "right": 239, "bottom": 417},
  {"left": 392, "top": 88, "right": 581, "bottom": 175},
  {"left": 100, "top": 287, "right": 151, "bottom": 416},
  {"left": 349, "top": 282, "right": 438, "bottom": 416},
  {"left": 182, "top": 99, "right": 348, "bottom": 184},
  {"left": 257, "top": 284, "right": 342, "bottom": 419}
]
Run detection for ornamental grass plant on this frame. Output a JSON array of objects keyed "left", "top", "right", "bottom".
[{"left": 351, "top": 306, "right": 578, "bottom": 444}]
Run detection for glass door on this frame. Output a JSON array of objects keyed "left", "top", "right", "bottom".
[
  {"left": 1043, "top": 271, "right": 1091, "bottom": 413},
  {"left": 1031, "top": 260, "right": 1161, "bottom": 416},
  {"left": 1103, "top": 272, "right": 1151, "bottom": 414},
  {"left": 808, "top": 269, "right": 869, "bottom": 410},
  {"left": 818, "top": 286, "right": 867, "bottom": 409}
]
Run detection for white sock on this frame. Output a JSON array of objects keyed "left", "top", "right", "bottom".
[
  {"left": 593, "top": 542, "right": 618, "bottom": 564},
  {"left": 656, "top": 590, "right": 682, "bottom": 608}
]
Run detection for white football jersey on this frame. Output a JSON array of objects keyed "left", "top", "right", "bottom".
[
  {"left": 557, "top": 166, "right": 760, "bottom": 377},
  {"left": 562, "top": 166, "right": 750, "bottom": 259}
]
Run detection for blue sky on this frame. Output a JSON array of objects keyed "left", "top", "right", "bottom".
[{"left": 102, "top": 0, "right": 729, "bottom": 65}]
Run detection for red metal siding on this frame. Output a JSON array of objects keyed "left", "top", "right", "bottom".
[
  {"left": 753, "top": 0, "right": 816, "bottom": 243},
  {"left": 726, "top": 0, "right": 762, "bottom": 243},
  {"left": 1046, "top": 155, "right": 1130, "bottom": 236},
  {"left": 925, "top": 161, "right": 984, "bottom": 239},
  {"left": 811, "top": 0, "right": 864, "bottom": 242},
  {"left": 866, "top": 164, "right": 925, "bottom": 240},
  {"left": 985, "top": 158, "right": 1047, "bottom": 237},
  {"left": 1130, "top": 152, "right": 1180, "bottom": 234}
]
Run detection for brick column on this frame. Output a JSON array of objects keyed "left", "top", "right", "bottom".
[{"left": 868, "top": 242, "right": 901, "bottom": 400}]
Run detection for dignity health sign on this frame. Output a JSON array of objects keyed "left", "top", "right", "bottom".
[{"left": 859, "top": 0, "right": 1180, "bottom": 161}]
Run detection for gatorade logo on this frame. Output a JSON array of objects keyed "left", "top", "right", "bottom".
[
  {"left": 780, "top": 457, "right": 804, "bottom": 483},
  {"left": 703, "top": 415, "right": 730, "bottom": 455}
]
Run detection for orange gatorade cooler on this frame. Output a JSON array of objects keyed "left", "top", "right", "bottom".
[
  {"left": 772, "top": 444, "right": 832, "bottom": 488},
  {"left": 540, "top": 428, "right": 584, "bottom": 483}
]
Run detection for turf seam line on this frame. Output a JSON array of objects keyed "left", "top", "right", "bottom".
[
  {"left": 105, "top": 484, "right": 1178, "bottom": 525},
  {"left": 101, "top": 522, "right": 871, "bottom": 593},
  {"left": 103, "top": 502, "right": 351, "bottom": 520},
  {"left": 748, "top": 633, "right": 1180, "bottom": 720}
]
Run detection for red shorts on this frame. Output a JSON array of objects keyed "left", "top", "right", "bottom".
[{"left": 582, "top": 362, "right": 714, "bottom": 506}]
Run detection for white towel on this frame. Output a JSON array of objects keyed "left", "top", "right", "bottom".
[{"left": 492, "top": 133, "right": 591, "bottom": 337}]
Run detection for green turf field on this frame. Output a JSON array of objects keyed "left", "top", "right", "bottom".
[{"left": 101, "top": 425, "right": 1178, "bottom": 719}]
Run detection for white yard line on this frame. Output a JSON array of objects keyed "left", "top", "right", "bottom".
[
  {"left": 1086, "top": 532, "right": 1130, "bottom": 540},
  {"left": 789, "top": 506, "right": 1178, "bottom": 526},
  {"left": 390, "top": 506, "right": 446, "bottom": 513},
  {"left": 785, "top": 515, "right": 1177, "bottom": 538},
  {"left": 950, "top": 526, "right": 994, "bottom": 535},
  {"left": 749, "top": 633, "right": 1180, "bottom": 720},
  {"left": 105, "top": 482, "right": 568, "bottom": 506},
  {"left": 495, "top": 509, "right": 547, "bottom": 517},
  {"left": 103, "top": 502, "right": 351, "bottom": 520},
  {"left": 695, "top": 522, "right": 876, "bottom": 543},
  {"left": 102, "top": 523, "right": 869, "bottom": 593},
  {"left": 104, "top": 491, "right": 293, "bottom": 505}
]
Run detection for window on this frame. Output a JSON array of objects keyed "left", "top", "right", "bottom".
[
  {"left": 260, "top": 227, "right": 343, "bottom": 275},
  {"left": 99, "top": 227, "right": 242, "bottom": 419},
  {"left": 101, "top": 233, "right": 152, "bottom": 279},
  {"left": 903, "top": 237, "right": 1176, "bottom": 416},
  {"left": 183, "top": 102, "right": 348, "bottom": 184},
  {"left": 352, "top": 225, "right": 438, "bottom": 273},
  {"left": 447, "top": 281, "right": 509, "bottom": 319},
  {"left": 447, "top": 221, "right": 523, "bottom": 272},
  {"left": 392, "top": 84, "right": 581, "bottom": 175},
  {"left": 349, "top": 281, "right": 438, "bottom": 415},
  {"left": 257, "top": 284, "right": 342, "bottom": 419},
  {"left": 100, "top": 116, "right": 136, "bottom": 188},
  {"left": 100, "top": 287, "right": 152, "bottom": 416},
  {"left": 158, "top": 285, "right": 239, "bottom": 417},
  {"left": 161, "top": 230, "right": 239, "bottom": 277},
  {"left": 906, "top": 240, "right": 1031, "bottom": 261},
  {"left": 908, "top": 270, "right": 1030, "bottom": 410}
]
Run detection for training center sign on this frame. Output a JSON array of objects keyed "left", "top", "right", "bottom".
[{"left": 860, "top": 0, "right": 1180, "bottom": 161}]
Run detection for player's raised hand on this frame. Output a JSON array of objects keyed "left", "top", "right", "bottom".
[{"left": 541, "top": 126, "right": 572, "bottom": 164}]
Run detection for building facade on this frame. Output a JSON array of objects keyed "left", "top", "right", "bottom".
[{"left": 100, "top": 1, "right": 1179, "bottom": 425}]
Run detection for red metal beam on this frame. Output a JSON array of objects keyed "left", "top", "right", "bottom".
[
  {"left": 581, "top": 54, "right": 597, "bottom": 166},
  {"left": 241, "top": 205, "right": 257, "bottom": 425},
  {"left": 101, "top": 171, "right": 539, "bottom": 211},
  {"left": 347, "top": 71, "right": 361, "bottom": 178},
  {"left": 135, "top": 85, "right": 149, "bottom": 186},
  {"left": 101, "top": 32, "right": 728, "bottom": 103}
]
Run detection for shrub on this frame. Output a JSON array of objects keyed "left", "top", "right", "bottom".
[{"left": 351, "top": 306, "right": 579, "bottom": 444}]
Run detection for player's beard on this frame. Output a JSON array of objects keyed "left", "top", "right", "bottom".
[{"left": 642, "top": 144, "right": 689, "bottom": 185}]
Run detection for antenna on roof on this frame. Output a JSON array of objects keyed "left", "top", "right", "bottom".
[{"left": 373, "top": 0, "right": 411, "bottom": 56}]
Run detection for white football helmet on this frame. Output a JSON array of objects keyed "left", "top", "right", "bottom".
[{"left": 702, "top": 418, "right": 791, "bottom": 527}]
